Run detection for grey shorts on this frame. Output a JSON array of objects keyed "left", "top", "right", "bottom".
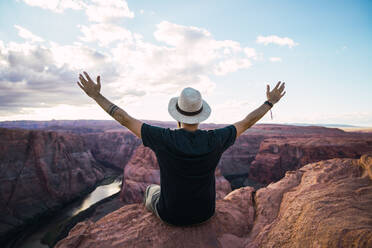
[
  {"left": 144, "top": 184, "right": 161, "bottom": 219},
  {"left": 143, "top": 184, "right": 213, "bottom": 226}
]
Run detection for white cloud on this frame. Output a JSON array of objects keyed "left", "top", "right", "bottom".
[
  {"left": 152, "top": 21, "right": 251, "bottom": 71},
  {"left": 109, "top": 38, "right": 218, "bottom": 97},
  {"left": 154, "top": 21, "right": 211, "bottom": 47},
  {"left": 77, "top": 23, "right": 133, "bottom": 46},
  {"left": 3, "top": 18, "right": 256, "bottom": 120},
  {"left": 85, "top": 0, "right": 134, "bottom": 23},
  {"left": 48, "top": 41, "right": 109, "bottom": 70},
  {"left": 244, "top": 47, "right": 257, "bottom": 59},
  {"left": 269, "top": 57, "right": 282, "bottom": 62},
  {"left": 14, "top": 25, "right": 44, "bottom": 43},
  {"left": 104, "top": 21, "right": 254, "bottom": 97},
  {"left": 214, "top": 59, "right": 251, "bottom": 75},
  {"left": 256, "top": 35, "right": 298, "bottom": 48},
  {"left": 22, "top": 0, "right": 84, "bottom": 13},
  {"left": 22, "top": 0, "right": 134, "bottom": 23},
  {"left": 0, "top": 40, "right": 127, "bottom": 115}
]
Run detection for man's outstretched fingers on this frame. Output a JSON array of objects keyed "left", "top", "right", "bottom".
[
  {"left": 77, "top": 81, "right": 84, "bottom": 90},
  {"left": 83, "top": 71, "right": 93, "bottom": 82},
  {"left": 79, "top": 74, "right": 87, "bottom": 84},
  {"left": 274, "top": 81, "right": 281, "bottom": 90},
  {"left": 97, "top": 75, "right": 101, "bottom": 87},
  {"left": 280, "top": 91, "right": 286, "bottom": 97}
]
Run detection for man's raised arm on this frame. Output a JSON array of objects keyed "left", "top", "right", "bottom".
[
  {"left": 233, "top": 81, "right": 286, "bottom": 137},
  {"left": 77, "top": 71, "right": 142, "bottom": 138}
]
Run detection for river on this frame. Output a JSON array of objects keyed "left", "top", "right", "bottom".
[{"left": 12, "top": 178, "right": 122, "bottom": 248}]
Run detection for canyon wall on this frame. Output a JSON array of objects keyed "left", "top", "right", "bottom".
[
  {"left": 82, "top": 131, "right": 141, "bottom": 170},
  {"left": 0, "top": 128, "right": 104, "bottom": 242},
  {"left": 0, "top": 127, "right": 140, "bottom": 244},
  {"left": 247, "top": 135, "right": 372, "bottom": 184}
]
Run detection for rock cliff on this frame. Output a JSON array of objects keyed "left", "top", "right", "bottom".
[
  {"left": 120, "top": 145, "right": 231, "bottom": 203},
  {"left": 0, "top": 128, "right": 105, "bottom": 242},
  {"left": 0, "top": 126, "right": 141, "bottom": 243},
  {"left": 56, "top": 153, "right": 372, "bottom": 248},
  {"left": 248, "top": 135, "right": 372, "bottom": 184}
]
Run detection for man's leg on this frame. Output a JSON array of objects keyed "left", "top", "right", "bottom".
[
  {"left": 143, "top": 184, "right": 211, "bottom": 226},
  {"left": 143, "top": 184, "right": 161, "bottom": 219}
]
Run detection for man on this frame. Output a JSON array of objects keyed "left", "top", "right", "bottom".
[{"left": 77, "top": 71, "right": 286, "bottom": 226}]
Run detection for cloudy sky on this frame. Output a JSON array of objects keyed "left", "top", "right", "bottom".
[{"left": 0, "top": 0, "right": 371, "bottom": 126}]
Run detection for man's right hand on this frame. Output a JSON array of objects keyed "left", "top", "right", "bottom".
[
  {"left": 266, "top": 81, "right": 286, "bottom": 104},
  {"left": 77, "top": 71, "right": 101, "bottom": 99}
]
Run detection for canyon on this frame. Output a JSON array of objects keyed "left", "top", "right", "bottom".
[{"left": 0, "top": 120, "right": 372, "bottom": 247}]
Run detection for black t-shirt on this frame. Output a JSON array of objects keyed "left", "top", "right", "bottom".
[{"left": 141, "top": 123, "right": 237, "bottom": 226}]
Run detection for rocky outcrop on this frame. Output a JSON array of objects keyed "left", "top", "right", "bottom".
[
  {"left": 57, "top": 187, "right": 255, "bottom": 248},
  {"left": 248, "top": 136, "right": 372, "bottom": 184},
  {"left": 0, "top": 128, "right": 105, "bottom": 243},
  {"left": 120, "top": 145, "right": 231, "bottom": 203},
  {"left": 56, "top": 153, "right": 372, "bottom": 248},
  {"left": 245, "top": 152, "right": 372, "bottom": 248}
]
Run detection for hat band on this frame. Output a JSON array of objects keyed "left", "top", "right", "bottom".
[{"left": 176, "top": 102, "right": 203, "bottom": 116}]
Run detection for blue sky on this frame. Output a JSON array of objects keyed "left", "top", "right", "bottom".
[{"left": 0, "top": 0, "right": 371, "bottom": 126}]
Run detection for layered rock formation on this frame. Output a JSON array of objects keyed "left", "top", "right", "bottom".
[
  {"left": 0, "top": 128, "right": 107, "bottom": 243},
  {"left": 217, "top": 123, "right": 372, "bottom": 188},
  {"left": 245, "top": 153, "right": 372, "bottom": 248},
  {"left": 120, "top": 145, "right": 231, "bottom": 203},
  {"left": 0, "top": 125, "right": 142, "bottom": 243},
  {"left": 248, "top": 135, "right": 372, "bottom": 184},
  {"left": 56, "top": 153, "right": 372, "bottom": 248}
]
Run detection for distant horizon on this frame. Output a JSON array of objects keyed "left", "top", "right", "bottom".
[{"left": 0, "top": 118, "right": 371, "bottom": 128}]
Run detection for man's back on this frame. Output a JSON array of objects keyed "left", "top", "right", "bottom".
[
  {"left": 141, "top": 123, "right": 237, "bottom": 226},
  {"left": 77, "top": 74, "right": 284, "bottom": 225}
]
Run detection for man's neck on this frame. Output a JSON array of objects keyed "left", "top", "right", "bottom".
[{"left": 180, "top": 123, "right": 199, "bottom": 131}]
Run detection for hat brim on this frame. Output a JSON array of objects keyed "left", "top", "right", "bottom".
[{"left": 168, "top": 97, "right": 211, "bottom": 124}]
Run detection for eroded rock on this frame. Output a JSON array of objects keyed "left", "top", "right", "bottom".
[
  {"left": 245, "top": 153, "right": 372, "bottom": 248},
  {"left": 56, "top": 153, "right": 372, "bottom": 248},
  {"left": 248, "top": 136, "right": 372, "bottom": 184},
  {"left": 56, "top": 187, "right": 255, "bottom": 248},
  {"left": 0, "top": 128, "right": 105, "bottom": 241}
]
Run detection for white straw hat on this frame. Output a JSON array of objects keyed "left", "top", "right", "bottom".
[{"left": 168, "top": 87, "right": 211, "bottom": 124}]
